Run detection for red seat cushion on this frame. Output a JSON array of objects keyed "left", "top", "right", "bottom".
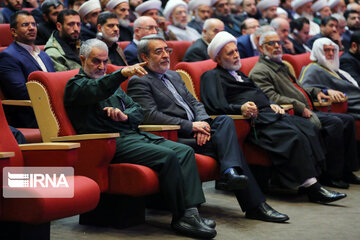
[{"left": 18, "top": 128, "right": 42, "bottom": 143}]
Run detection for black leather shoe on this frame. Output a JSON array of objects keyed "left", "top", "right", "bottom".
[
  {"left": 320, "top": 177, "right": 349, "bottom": 189},
  {"left": 201, "top": 217, "right": 216, "bottom": 228},
  {"left": 171, "top": 215, "right": 217, "bottom": 239},
  {"left": 216, "top": 168, "right": 248, "bottom": 191},
  {"left": 307, "top": 186, "right": 347, "bottom": 204},
  {"left": 343, "top": 172, "right": 360, "bottom": 184},
  {"left": 245, "top": 202, "right": 289, "bottom": 223}
]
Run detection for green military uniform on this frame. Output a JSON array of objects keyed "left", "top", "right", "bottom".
[{"left": 64, "top": 68, "right": 205, "bottom": 218}]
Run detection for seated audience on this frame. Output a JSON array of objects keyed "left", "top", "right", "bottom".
[
  {"left": 271, "top": 17, "right": 295, "bottom": 54},
  {"left": 292, "top": 0, "right": 320, "bottom": 36},
  {"left": 237, "top": 0, "right": 261, "bottom": 22},
  {"left": 35, "top": 0, "right": 64, "bottom": 45},
  {"left": 340, "top": 30, "right": 360, "bottom": 85},
  {"left": 163, "top": 0, "right": 201, "bottom": 41},
  {"left": 329, "top": 0, "right": 346, "bottom": 14},
  {"left": 64, "top": 38, "right": 217, "bottom": 239},
  {"left": 97, "top": 11, "right": 128, "bottom": 66},
  {"left": 301, "top": 37, "right": 360, "bottom": 121},
  {"left": 106, "top": 0, "right": 134, "bottom": 41},
  {"left": 280, "top": 0, "right": 294, "bottom": 20},
  {"left": 128, "top": 0, "right": 141, "bottom": 22},
  {"left": 79, "top": 0, "right": 101, "bottom": 41},
  {"left": 307, "top": 16, "right": 342, "bottom": 49},
  {"left": 183, "top": 18, "right": 224, "bottom": 62},
  {"left": 201, "top": 31, "right": 346, "bottom": 203},
  {"left": 237, "top": 25, "right": 274, "bottom": 58},
  {"left": 45, "top": 9, "right": 82, "bottom": 71},
  {"left": 124, "top": 16, "right": 158, "bottom": 65},
  {"left": 187, "top": 0, "right": 212, "bottom": 34},
  {"left": 289, "top": 17, "right": 312, "bottom": 54},
  {"left": 135, "top": 0, "right": 177, "bottom": 40},
  {"left": 127, "top": 34, "right": 289, "bottom": 223},
  {"left": 257, "top": 0, "right": 278, "bottom": 26},
  {"left": 1, "top": 0, "right": 23, "bottom": 23},
  {"left": 211, "top": 0, "right": 242, "bottom": 37},
  {"left": 0, "top": 10, "right": 55, "bottom": 128},
  {"left": 250, "top": 31, "right": 360, "bottom": 188}
]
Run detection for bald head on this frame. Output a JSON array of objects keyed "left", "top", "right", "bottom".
[
  {"left": 133, "top": 16, "right": 159, "bottom": 40},
  {"left": 270, "top": 17, "right": 290, "bottom": 41},
  {"left": 202, "top": 18, "right": 225, "bottom": 43}
]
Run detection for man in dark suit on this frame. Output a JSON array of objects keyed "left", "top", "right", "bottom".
[
  {"left": 127, "top": 34, "right": 290, "bottom": 223},
  {"left": 0, "top": 10, "right": 55, "bottom": 128},
  {"left": 340, "top": 30, "right": 360, "bottom": 85},
  {"left": 183, "top": 18, "right": 224, "bottom": 62},
  {"left": 342, "top": 10, "right": 360, "bottom": 51},
  {"left": 237, "top": 25, "right": 273, "bottom": 58}
]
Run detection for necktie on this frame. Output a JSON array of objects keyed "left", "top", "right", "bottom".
[{"left": 161, "top": 75, "right": 194, "bottom": 121}]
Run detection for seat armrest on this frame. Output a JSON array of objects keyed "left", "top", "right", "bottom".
[
  {"left": 19, "top": 143, "right": 80, "bottom": 167},
  {"left": 280, "top": 104, "right": 293, "bottom": 110},
  {"left": 313, "top": 101, "right": 331, "bottom": 107},
  {"left": 1, "top": 100, "right": 32, "bottom": 107},
  {"left": 50, "top": 133, "right": 119, "bottom": 142},
  {"left": 138, "top": 125, "right": 180, "bottom": 131},
  {"left": 0, "top": 152, "right": 15, "bottom": 158},
  {"left": 210, "top": 115, "right": 248, "bottom": 120}
]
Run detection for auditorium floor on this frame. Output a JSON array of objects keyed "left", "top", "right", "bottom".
[{"left": 51, "top": 171, "right": 360, "bottom": 240}]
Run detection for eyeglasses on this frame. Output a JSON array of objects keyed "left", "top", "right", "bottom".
[
  {"left": 21, "top": 22, "right": 36, "bottom": 28},
  {"left": 138, "top": 26, "right": 160, "bottom": 32},
  {"left": 153, "top": 47, "right": 173, "bottom": 55},
  {"left": 264, "top": 41, "right": 281, "bottom": 46}
]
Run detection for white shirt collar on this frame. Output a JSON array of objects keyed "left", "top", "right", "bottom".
[{"left": 16, "top": 41, "right": 40, "bottom": 55}]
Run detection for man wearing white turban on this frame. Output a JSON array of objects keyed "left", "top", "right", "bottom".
[
  {"left": 202, "top": 31, "right": 347, "bottom": 204},
  {"left": 187, "top": 0, "right": 212, "bottom": 34},
  {"left": 127, "top": 34, "right": 290, "bottom": 224},
  {"left": 250, "top": 31, "right": 360, "bottom": 188},
  {"left": 292, "top": 0, "right": 320, "bottom": 35},
  {"left": 301, "top": 37, "right": 360, "bottom": 129}
]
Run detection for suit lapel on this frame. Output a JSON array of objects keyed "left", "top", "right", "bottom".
[{"left": 14, "top": 43, "right": 43, "bottom": 70}]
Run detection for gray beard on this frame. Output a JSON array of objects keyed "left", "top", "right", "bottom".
[{"left": 119, "top": 19, "right": 130, "bottom": 28}]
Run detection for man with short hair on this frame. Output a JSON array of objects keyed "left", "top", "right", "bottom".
[
  {"left": 211, "top": 0, "right": 242, "bottom": 37},
  {"left": 241, "top": 18, "right": 260, "bottom": 35},
  {"left": 256, "top": 0, "right": 278, "bottom": 25},
  {"left": 183, "top": 18, "right": 224, "bottom": 62},
  {"left": 289, "top": 17, "right": 312, "bottom": 54},
  {"left": 1, "top": 0, "right": 23, "bottom": 23},
  {"left": 78, "top": 0, "right": 102, "bottom": 41},
  {"left": 106, "top": 0, "right": 133, "bottom": 41},
  {"left": 237, "top": 25, "right": 274, "bottom": 58},
  {"left": 340, "top": 30, "right": 360, "bottom": 85},
  {"left": 45, "top": 9, "right": 82, "bottom": 71},
  {"left": 200, "top": 31, "right": 346, "bottom": 204},
  {"left": 97, "top": 11, "right": 128, "bottom": 66},
  {"left": 271, "top": 17, "right": 295, "bottom": 54},
  {"left": 135, "top": 0, "right": 177, "bottom": 40},
  {"left": 35, "top": 0, "right": 64, "bottom": 45},
  {"left": 292, "top": 0, "right": 320, "bottom": 36},
  {"left": 123, "top": 16, "right": 158, "bottom": 65},
  {"left": 187, "top": 0, "right": 212, "bottom": 34},
  {"left": 250, "top": 31, "right": 359, "bottom": 188},
  {"left": 0, "top": 10, "right": 55, "bottom": 128},
  {"left": 342, "top": 10, "right": 360, "bottom": 51},
  {"left": 127, "top": 34, "right": 290, "bottom": 223},
  {"left": 301, "top": 38, "right": 360, "bottom": 124},
  {"left": 163, "top": 0, "right": 201, "bottom": 41},
  {"left": 307, "top": 16, "right": 341, "bottom": 49},
  {"left": 64, "top": 38, "right": 217, "bottom": 239}
]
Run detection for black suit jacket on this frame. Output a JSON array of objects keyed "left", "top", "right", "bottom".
[
  {"left": 340, "top": 51, "right": 360, "bottom": 85},
  {"left": 183, "top": 38, "right": 209, "bottom": 62},
  {"left": 127, "top": 69, "right": 211, "bottom": 137}
]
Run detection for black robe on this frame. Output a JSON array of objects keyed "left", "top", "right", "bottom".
[{"left": 200, "top": 65, "right": 325, "bottom": 188}]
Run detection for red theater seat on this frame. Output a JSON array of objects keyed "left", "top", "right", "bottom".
[
  {"left": 166, "top": 41, "right": 193, "bottom": 70},
  {"left": 0, "top": 24, "right": 12, "bottom": 47}
]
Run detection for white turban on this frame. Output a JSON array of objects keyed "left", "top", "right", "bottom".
[
  {"left": 291, "top": 0, "right": 312, "bottom": 10},
  {"left": 310, "top": 37, "right": 339, "bottom": 72},
  {"left": 277, "top": 7, "right": 288, "bottom": 17},
  {"left": 235, "top": 0, "right": 243, "bottom": 6},
  {"left": 163, "top": 0, "right": 188, "bottom": 20},
  {"left": 135, "top": 0, "right": 162, "bottom": 15},
  {"left": 106, "top": 0, "right": 128, "bottom": 10},
  {"left": 329, "top": 0, "right": 340, "bottom": 9},
  {"left": 312, "top": 0, "right": 329, "bottom": 12},
  {"left": 78, "top": 0, "right": 101, "bottom": 18},
  {"left": 188, "top": 0, "right": 211, "bottom": 11},
  {"left": 208, "top": 31, "right": 237, "bottom": 60},
  {"left": 257, "top": 0, "right": 279, "bottom": 11}
]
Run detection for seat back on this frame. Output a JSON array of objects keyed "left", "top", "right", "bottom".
[
  {"left": 27, "top": 69, "right": 79, "bottom": 142},
  {"left": 117, "top": 41, "right": 130, "bottom": 50},
  {"left": 167, "top": 41, "right": 193, "bottom": 70},
  {"left": 282, "top": 53, "right": 311, "bottom": 79},
  {"left": 239, "top": 56, "right": 260, "bottom": 76},
  {"left": 0, "top": 24, "right": 12, "bottom": 47}
]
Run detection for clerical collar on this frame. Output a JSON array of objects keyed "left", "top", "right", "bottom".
[
  {"left": 228, "top": 70, "right": 244, "bottom": 82},
  {"left": 16, "top": 41, "right": 40, "bottom": 55}
]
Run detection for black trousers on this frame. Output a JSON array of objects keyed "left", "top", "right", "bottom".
[
  {"left": 179, "top": 115, "right": 265, "bottom": 212},
  {"left": 112, "top": 132, "right": 205, "bottom": 219},
  {"left": 316, "top": 112, "right": 359, "bottom": 178}
]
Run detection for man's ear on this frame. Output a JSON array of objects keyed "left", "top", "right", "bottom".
[
  {"left": 351, "top": 41, "right": 358, "bottom": 51},
  {"left": 259, "top": 44, "right": 264, "bottom": 54},
  {"left": 10, "top": 28, "right": 17, "bottom": 39},
  {"left": 80, "top": 55, "right": 86, "bottom": 66},
  {"left": 140, "top": 52, "right": 149, "bottom": 62},
  {"left": 214, "top": 55, "right": 221, "bottom": 64},
  {"left": 97, "top": 24, "right": 102, "bottom": 33},
  {"left": 56, "top": 22, "right": 62, "bottom": 31}
]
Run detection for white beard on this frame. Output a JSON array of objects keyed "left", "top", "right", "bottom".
[
  {"left": 102, "top": 30, "right": 119, "bottom": 43},
  {"left": 222, "top": 59, "right": 242, "bottom": 71},
  {"left": 302, "top": 12, "right": 313, "bottom": 21},
  {"left": 173, "top": 18, "right": 187, "bottom": 29},
  {"left": 264, "top": 48, "right": 283, "bottom": 63}
]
